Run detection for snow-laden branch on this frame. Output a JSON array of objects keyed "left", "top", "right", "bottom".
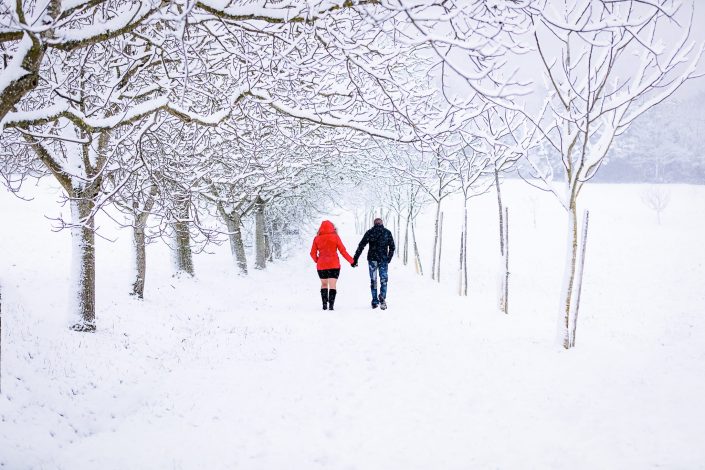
[
  {"left": 247, "top": 88, "right": 415, "bottom": 142},
  {"left": 4, "top": 85, "right": 250, "bottom": 131},
  {"left": 196, "top": 0, "right": 379, "bottom": 23},
  {"left": 536, "top": 0, "right": 663, "bottom": 33},
  {"left": 0, "top": 32, "right": 43, "bottom": 128},
  {"left": 0, "top": 33, "right": 32, "bottom": 98},
  {"left": 49, "top": 0, "right": 160, "bottom": 50}
]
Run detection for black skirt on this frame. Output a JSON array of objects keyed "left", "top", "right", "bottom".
[{"left": 317, "top": 268, "right": 340, "bottom": 279}]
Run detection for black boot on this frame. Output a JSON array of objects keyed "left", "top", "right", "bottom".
[
  {"left": 379, "top": 295, "right": 387, "bottom": 310},
  {"left": 321, "top": 288, "right": 329, "bottom": 310},
  {"left": 328, "top": 289, "right": 337, "bottom": 311}
]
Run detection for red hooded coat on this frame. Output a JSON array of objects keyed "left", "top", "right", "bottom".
[{"left": 310, "top": 220, "right": 354, "bottom": 270}]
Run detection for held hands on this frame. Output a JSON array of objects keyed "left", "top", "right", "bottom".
[{"left": 351, "top": 261, "right": 358, "bottom": 268}]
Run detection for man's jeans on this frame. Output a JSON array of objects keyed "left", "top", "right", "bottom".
[{"left": 368, "top": 260, "right": 389, "bottom": 305}]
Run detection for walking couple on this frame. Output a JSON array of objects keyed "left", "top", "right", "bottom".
[{"left": 310, "top": 218, "right": 395, "bottom": 311}]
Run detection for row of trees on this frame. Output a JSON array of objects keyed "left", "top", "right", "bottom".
[
  {"left": 345, "top": 0, "right": 703, "bottom": 348},
  {"left": 2, "top": 0, "right": 511, "bottom": 330},
  {"left": 1, "top": 0, "right": 702, "bottom": 349}
]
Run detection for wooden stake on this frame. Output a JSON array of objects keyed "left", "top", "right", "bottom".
[
  {"left": 570, "top": 210, "right": 590, "bottom": 347},
  {"left": 437, "top": 211, "right": 444, "bottom": 282},
  {"left": 0, "top": 285, "right": 3, "bottom": 394},
  {"left": 504, "top": 206, "right": 510, "bottom": 314}
]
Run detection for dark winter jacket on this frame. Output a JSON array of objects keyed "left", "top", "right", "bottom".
[
  {"left": 353, "top": 224, "right": 395, "bottom": 264},
  {"left": 310, "top": 220, "right": 354, "bottom": 270}
]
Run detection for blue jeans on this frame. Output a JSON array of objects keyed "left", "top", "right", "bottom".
[{"left": 368, "top": 260, "right": 388, "bottom": 304}]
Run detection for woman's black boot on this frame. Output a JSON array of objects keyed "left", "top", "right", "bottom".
[
  {"left": 321, "top": 288, "right": 329, "bottom": 310},
  {"left": 328, "top": 289, "right": 337, "bottom": 311}
]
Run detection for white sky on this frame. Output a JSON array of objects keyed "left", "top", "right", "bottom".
[{"left": 436, "top": 1, "right": 705, "bottom": 107}]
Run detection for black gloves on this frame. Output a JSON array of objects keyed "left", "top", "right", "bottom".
[{"left": 351, "top": 260, "right": 358, "bottom": 267}]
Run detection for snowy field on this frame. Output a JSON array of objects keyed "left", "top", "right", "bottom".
[{"left": 1, "top": 180, "right": 704, "bottom": 469}]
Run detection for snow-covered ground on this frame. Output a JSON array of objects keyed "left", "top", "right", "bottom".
[{"left": 1, "top": 181, "right": 704, "bottom": 469}]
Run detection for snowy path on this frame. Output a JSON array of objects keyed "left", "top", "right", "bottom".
[
  {"left": 2, "top": 187, "right": 705, "bottom": 469},
  {"left": 3, "top": 252, "right": 704, "bottom": 469}
]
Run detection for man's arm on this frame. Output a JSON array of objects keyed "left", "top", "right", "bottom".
[
  {"left": 386, "top": 230, "right": 395, "bottom": 262},
  {"left": 353, "top": 230, "right": 370, "bottom": 263}
]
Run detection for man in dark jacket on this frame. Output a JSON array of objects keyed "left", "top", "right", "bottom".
[{"left": 352, "top": 218, "right": 395, "bottom": 309}]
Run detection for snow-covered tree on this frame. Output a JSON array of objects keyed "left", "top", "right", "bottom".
[
  {"left": 442, "top": 141, "right": 492, "bottom": 297},
  {"left": 522, "top": 0, "right": 703, "bottom": 348},
  {"left": 1, "top": 0, "right": 536, "bottom": 331}
]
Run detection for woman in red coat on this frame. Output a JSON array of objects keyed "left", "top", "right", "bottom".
[{"left": 310, "top": 220, "right": 354, "bottom": 310}]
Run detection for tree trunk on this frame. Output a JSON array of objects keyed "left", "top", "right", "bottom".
[
  {"left": 458, "top": 234, "right": 463, "bottom": 295},
  {"left": 460, "top": 197, "right": 468, "bottom": 296},
  {"left": 173, "top": 198, "right": 194, "bottom": 277},
  {"left": 272, "top": 218, "right": 282, "bottom": 260},
  {"left": 69, "top": 198, "right": 97, "bottom": 332},
  {"left": 265, "top": 233, "right": 273, "bottom": 262},
  {"left": 495, "top": 169, "right": 505, "bottom": 256},
  {"left": 225, "top": 212, "right": 248, "bottom": 275},
  {"left": 254, "top": 196, "right": 267, "bottom": 270},
  {"left": 403, "top": 209, "right": 411, "bottom": 265},
  {"left": 411, "top": 219, "right": 423, "bottom": 276},
  {"left": 570, "top": 210, "right": 590, "bottom": 347},
  {"left": 502, "top": 207, "right": 510, "bottom": 314},
  {"left": 436, "top": 211, "right": 444, "bottom": 282},
  {"left": 559, "top": 200, "right": 580, "bottom": 349},
  {"left": 131, "top": 225, "right": 147, "bottom": 299},
  {"left": 496, "top": 170, "right": 508, "bottom": 313},
  {"left": 431, "top": 198, "right": 441, "bottom": 281},
  {"left": 131, "top": 187, "right": 155, "bottom": 298},
  {"left": 396, "top": 211, "right": 401, "bottom": 258}
]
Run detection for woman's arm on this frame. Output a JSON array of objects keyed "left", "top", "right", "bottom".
[
  {"left": 310, "top": 238, "right": 319, "bottom": 263},
  {"left": 337, "top": 235, "right": 354, "bottom": 264}
]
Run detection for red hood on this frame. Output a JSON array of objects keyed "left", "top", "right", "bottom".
[{"left": 318, "top": 220, "right": 336, "bottom": 235}]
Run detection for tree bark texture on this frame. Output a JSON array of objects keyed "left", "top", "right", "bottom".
[
  {"left": 458, "top": 228, "right": 464, "bottom": 296},
  {"left": 396, "top": 212, "right": 401, "bottom": 258},
  {"left": 70, "top": 198, "right": 97, "bottom": 332},
  {"left": 224, "top": 212, "right": 248, "bottom": 275},
  {"left": 132, "top": 226, "right": 147, "bottom": 299},
  {"left": 560, "top": 202, "right": 579, "bottom": 349},
  {"left": 431, "top": 199, "right": 441, "bottom": 281},
  {"left": 495, "top": 168, "right": 505, "bottom": 257},
  {"left": 254, "top": 196, "right": 267, "bottom": 270},
  {"left": 0, "top": 34, "right": 45, "bottom": 123},
  {"left": 173, "top": 198, "right": 194, "bottom": 276},
  {"left": 502, "top": 207, "right": 510, "bottom": 314},
  {"left": 459, "top": 198, "right": 469, "bottom": 296},
  {"left": 131, "top": 187, "right": 156, "bottom": 298},
  {"left": 411, "top": 220, "right": 423, "bottom": 276},
  {"left": 265, "top": 233, "right": 272, "bottom": 262},
  {"left": 570, "top": 210, "right": 590, "bottom": 347},
  {"left": 271, "top": 218, "right": 282, "bottom": 260},
  {"left": 436, "top": 211, "right": 444, "bottom": 282},
  {"left": 403, "top": 209, "right": 411, "bottom": 265}
]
